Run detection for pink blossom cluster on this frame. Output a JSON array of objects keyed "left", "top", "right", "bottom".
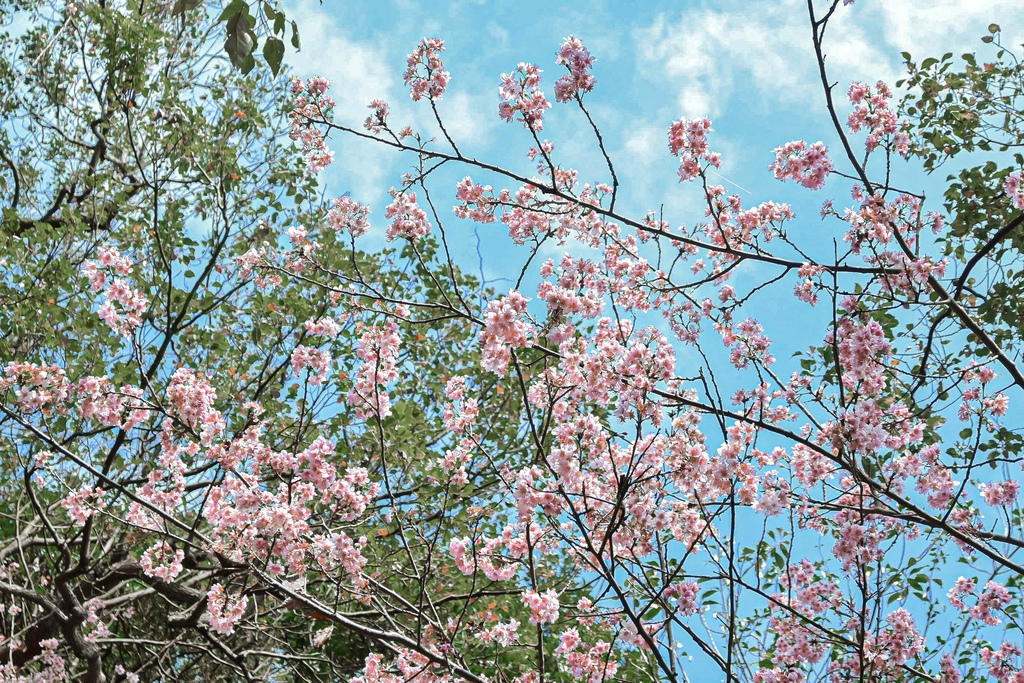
[
  {"left": 76, "top": 376, "right": 150, "bottom": 430},
  {"left": 475, "top": 619, "right": 520, "bottom": 646},
  {"left": 453, "top": 176, "right": 499, "bottom": 224},
  {"left": 404, "top": 38, "right": 450, "bottom": 101},
  {"left": 364, "top": 99, "right": 390, "bottom": 134},
  {"left": 206, "top": 583, "right": 248, "bottom": 635},
  {"left": 1005, "top": 171, "right": 1024, "bottom": 211},
  {"left": 328, "top": 196, "right": 371, "bottom": 238},
  {"left": 347, "top": 320, "right": 401, "bottom": 419},
  {"left": 442, "top": 376, "right": 478, "bottom": 434},
  {"left": 167, "top": 368, "right": 224, "bottom": 443},
  {"left": 202, "top": 429, "right": 377, "bottom": 587},
  {"left": 537, "top": 255, "right": 606, "bottom": 324},
  {"left": 828, "top": 316, "right": 891, "bottom": 396},
  {"left": 847, "top": 80, "right": 910, "bottom": 156},
  {"left": 980, "top": 480, "right": 1020, "bottom": 507},
  {"left": 958, "top": 373, "right": 1011, "bottom": 423},
  {"left": 289, "top": 76, "right": 335, "bottom": 173},
  {"left": 291, "top": 346, "right": 332, "bottom": 386},
  {"left": 521, "top": 588, "right": 560, "bottom": 624},
  {"left": 946, "top": 577, "right": 1011, "bottom": 626},
  {"left": 718, "top": 317, "right": 775, "bottom": 370},
  {"left": 770, "top": 140, "right": 833, "bottom": 190},
  {"left": 384, "top": 189, "right": 431, "bottom": 241},
  {"left": 60, "top": 485, "right": 106, "bottom": 524},
  {"left": 553, "top": 35, "right": 595, "bottom": 103},
  {"left": 794, "top": 263, "right": 824, "bottom": 305},
  {"left": 0, "top": 637, "right": 67, "bottom": 682},
  {"left": 980, "top": 642, "right": 1024, "bottom": 683},
  {"left": 234, "top": 247, "right": 281, "bottom": 289},
  {"left": 139, "top": 541, "right": 185, "bottom": 581},
  {"left": 560, "top": 640, "right": 619, "bottom": 683},
  {"left": 499, "top": 63, "right": 551, "bottom": 130},
  {"left": 667, "top": 117, "right": 721, "bottom": 182},
  {"left": 304, "top": 316, "right": 341, "bottom": 339},
  {"left": 479, "top": 290, "right": 535, "bottom": 375},
  {"left": 125, "top": 418, "right": 194, "bottom": 532},
  {"left": 0, "top": 361, "right": 71, "bottom": 414},
  {"left": 81, "top": 246, "right": 148, "bottom": 336},
  {"left": 449, "top": 530, "right": 525, "bottom": 581},
  {"left": 662, "top": 580, "right": 700, "bottom": 615}
]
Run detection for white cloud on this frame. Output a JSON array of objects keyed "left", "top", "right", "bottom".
[{"left": 634, "top": 1, "right": 923, "bottom": 120}]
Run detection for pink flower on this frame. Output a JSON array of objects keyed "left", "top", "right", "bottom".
[
  {"left": 980, "top": 480, "right": 1019, "bottom": 507},
  {"left": 404, "top": 38, "right": 450, "bottom": 101},
  {"left": 554, "top": 35, "right": 595, "bottom": 103},
  {"left": 328, "top": 196, "right": 371, "bottom": 237},
  {"left": 289, "top": 77, "right": 335, "bottom": 173},
  {"left": 346, "top": 320, "right": 401, "bottom": 419},
  {"left": 364, "top": 99, "right": 390, "bottom": 133},
  {"left": 668, "top": 117, "right": 722, "bottom": 182},
  {"left": 292, "top": 346, "right": 332, "bottom": 386},
  {"left": 521, "top": 588, "right": 559, "bottom": 624},
  {"left": 207, "top": 584, "right": 248, "bottom": 635},
  {"left": 846, "top": 80, "right": 910, "bottom": 157},
  {"left": 770, "top": 140, "right": 833, "bottom": 190},
  {"left": 140, "top": 542, "right": 185, "bottom": 581},
  {"left": 384, "top": 189, "right": 431, "bottom": 241},
  {"left": 499, "top": 63, "right": 551, "bottom": 129},
  {"left": 82, "top": 247, "right": 148, "bottom": 336},
  {"left": 479, "top": 290, "right": 535, "bottom": 375},
  {"left": 1004, "top": 171, "right": 1024, "bottom": 210}
]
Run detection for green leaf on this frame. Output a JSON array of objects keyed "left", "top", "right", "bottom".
[
  {"left": 216, "top": 0, "right": 247, "bottom": 22},
  {"left": 263, "top": 36, "right": 285, "bottom": 76},
  {"left": 290, "top": 20, "right": 300, "bottom": 49},
  {"left": 224, "top": 12, "right": 256, "bottom": 71},
  {"left": 171, "top": 0, "right": 201, "bottom": 14}
]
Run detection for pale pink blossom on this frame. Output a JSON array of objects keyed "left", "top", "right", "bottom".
[{"left": 404, "top": 38, "right": 450, "bottom": 101}]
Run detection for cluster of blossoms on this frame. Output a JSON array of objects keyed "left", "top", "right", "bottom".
[
  {"left": 206, "top": 583, "right": 248, "bottom": 635},
  {"left": 384, "top": 189, "right": 431, "bottom": 241},
  {"left": 794, "top": 263, "right": 825, "bottom": 305},
  {"left": 81, "top": 246, "right": 148, "bottom": 336},
  {"left": 1004, "top": 170, "right": 1024, "bottom": 211},
  {"left": 720, "top": 317, "right": 775, "bottom": 370},
  {"left": 404, "top": 38, "right": 449, "bottom": 101},
  {"left": 347, "top": 319, "right": 401, "bottom": 419},
  {"left": 499, "top": 63, "right": 551, "bottom": 129},
  {"left": 667, "top": 117, "right": 722, "bottom": 182},
  {"left": 847, "top": 80, "right": 910, "bottom": 156},
  {"left": 479, "top": 290, "right": 535, "bottom": 375},
  {"left": 476, "top": 619, "right": 520, "bottom": 646},
  {"left": 442, "top": 376, "right": 478, "bottom": 435},
  {"left": 521, "top": 588, "right": 560, "bottom": 624},
  {"left": 948, "top": 577, "right": 1013, "bottom": 625},
  {"left": 0, "top": 361, "right": 70, "bottom": 414},
  {"left": 291, "top": 345, "right": 332, "bottom": 386},
  {"left": 167, "top": 368, "right": 224, "bottom": 444},
  {"left": 453, "top": 176, "right": 500, "bottom": 223},
  {"left": 60, "top": 485, "right": 106, "bottom": 524},
  {"left": 76, "top": 376, "right": 149, "bottom": 430},
  {"left": 770, "top": 140, "right": 833, "bottom": 190},
  {"left": 364, "top": 98, "right": 390, "bottom": 134},
  {"left": 289, "top": 76, "right": 335, "bottom": 173},
  {"left": 553, "top": 35, "right": 595, "bottom": 102},
  {"left": 328, "top": 195, "right": 371, "bottom": 237},
  {"left": 958, "top": 363, "right": 1010, "bottom": 425},
  {"left": 139, "top": 541, "right": 185, "bottom": 581},
  {"left": 826, "top": 609, "right": 925, "bottom": 683},
  {"left": 0, "top": 638, "right": 67, "bottom": 682}
]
